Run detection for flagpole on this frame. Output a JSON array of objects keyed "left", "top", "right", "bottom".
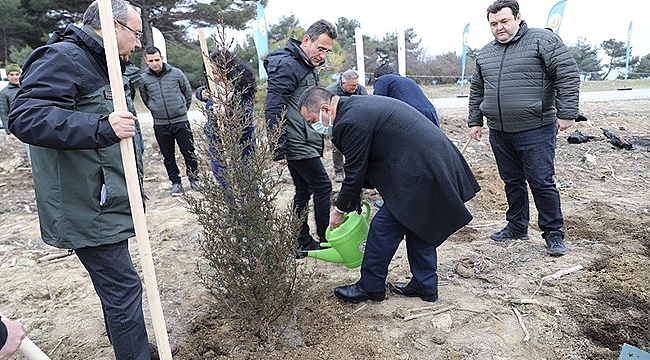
[
  {"left": 619, "top": 21, "right": 633, "bottom": 90},
  {"left": 457, "top": 23, "right": 470, "bottom": 98}
]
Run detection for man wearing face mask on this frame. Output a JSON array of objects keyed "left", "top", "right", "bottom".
[
  {"left": 298, "top": 86, "right": 480, "bottom": 304},
  {"left": 264, "top": 19, "right": 338, "bottom": 252}
]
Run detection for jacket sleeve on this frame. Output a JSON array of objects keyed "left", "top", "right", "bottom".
[
  {"left": 180, "top": 71, "right": 193, "bottom": 110},
  {"left": 264, "top": 54, "right": 300, "bottom": 161},
  {"left": 334, "top": 122, "right": 372, "bottom": 212},
  {"left": 0, "top": 90, "right": 10, "bottom": 134},
  {"left": 372, "top": 78, "right": 388, "bottom": 96},
  {"left": 0, "top": 315, "right": 7, "bottom": 350},
  {"left": 8, "top": 46, "right": 120, "bottom": 150},
  {"left": 468, "top": 63, "right": 485, "bottom": 128},
  {"left": 138, "top": 73, "right": 149, "bottom": 107},
  {"left": 540, "top": 35, "right": 580, "bottom": 120}
]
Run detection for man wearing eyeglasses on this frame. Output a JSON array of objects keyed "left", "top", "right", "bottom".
[
  {"left": 264, "top": 19, "right": 338, "bottom": 253},
  {"left": 8, "top": 0, "right": 178, "bottom": 359}
]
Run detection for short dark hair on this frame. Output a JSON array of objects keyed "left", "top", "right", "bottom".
[
  {"left": 298, "top": 86, "right": 334, "bottom": 113},
  {"left": 373, "top": 63, "right": 397, "bottom": 79},
  {"left": 305, "top": 19, "right": 338, "bottom": 41},
  {"left": 486, "top": 0, "right": 519, "bottom": 20},
  {"left": 145, "top": 47, "right": 161, "bottom": 56}
]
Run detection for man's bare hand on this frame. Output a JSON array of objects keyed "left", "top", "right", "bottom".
[
  {"left": 469, "top": 125, "right": 483, "bottom": 141},
  {"left": 329, "top": 210, "right": 345, "bottom": 230},
  {"left": 557, "top": 119, "right": 575, "bottom": 131},
  {"left": 0, "top": 319, "right": 26, "bottom": 360},
  {"left": 108, "top": 111, "right": 137, "bottom": 139}
]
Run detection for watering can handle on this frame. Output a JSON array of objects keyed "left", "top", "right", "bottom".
[{"left": 361, "top": 200, "right": 371, "bottom": 222}]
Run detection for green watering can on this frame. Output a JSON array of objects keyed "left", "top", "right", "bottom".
[{"left": 303, "top": 200, "right": 371, "bottom": 268}]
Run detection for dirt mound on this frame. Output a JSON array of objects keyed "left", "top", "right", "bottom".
[{"left": 1, "top": 97, "right": 649, "bottom": 359}]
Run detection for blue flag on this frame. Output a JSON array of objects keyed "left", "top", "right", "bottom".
[
  {"left": 546, "top": 0, "right": 567, "bottom": 34},
  {"left": 625, "top": 21, "right": 632, "bottom": 80},
  {"left": 460, "top": 23, "right": 470, "bottom": 86},
  {"left": 252, "top": 2, "right": 269, "bottom": 80}
]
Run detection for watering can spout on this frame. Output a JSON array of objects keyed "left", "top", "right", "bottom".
[
  {"left": 304, "top": 247, "right": 345, "bottom": 263},
  {"left": 302, "top": 201, "right": 372, "bottom": 268}
]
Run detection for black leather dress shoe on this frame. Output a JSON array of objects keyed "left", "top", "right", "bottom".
[
  {"left": 389, "top": 282, "right": 438, "bottom": 302},
  {"left": 334, "top": 283, "right": 385, "bottom": 304}
]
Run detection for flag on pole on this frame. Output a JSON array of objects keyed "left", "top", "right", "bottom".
[
  {"left": 460, "top": 23, "right": 470, "bottom": 86},
  {"left": 624, "top": 21, "right": 632, "bottom": 80},
  {"left": 252, "top": 2, "right": 269, "bottom": 80},
  {"left": 546, "top": 0, "right": 567, "bottom": 34}
]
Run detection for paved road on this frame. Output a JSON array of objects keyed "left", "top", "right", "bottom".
[
  {"left": 137, "top": 88, "right": 650, "bottom": 123},
  {"left": 431, "top": 88, "right": 650, "bottom": 109}
]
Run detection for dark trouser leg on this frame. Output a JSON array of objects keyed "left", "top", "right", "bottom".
[
  {"left": 358, "top": 205, "right": 405, "bottom": 293},
  {"left": 520, "top": 124, "right": 564, "bottom": 234},
  {"left": 154, "top": 124, "right": 181, "bottom": 184},
  {"left": 288, "top": 158, "right": 332, "bottom": 245},
  {"left": 489, "top": 129, "right": 529, "bottom": 234},
  {"left": 332, "top": 143, "right": 344, "bottom": 175},
  {"left": 173, "top": 121, "right": 199, "bottom": 182},
  {"left": 405, "top": 231, "right": 438, "bottom": 293},
  {"left": 75, "top": 241, "right": 149, "bottom": 360}
]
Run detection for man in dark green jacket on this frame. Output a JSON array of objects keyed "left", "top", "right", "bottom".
[
  {"left": 468, "top": 0, "right": 580, "bottom": 257},
  {"left": 8, "top": 1, "right": 178, "bottom": 359},
  {"left": 264, "top": 19, "right": 337, "bottom": 251}
]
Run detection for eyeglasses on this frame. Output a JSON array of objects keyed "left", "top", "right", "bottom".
[
  {"left": 116, "top": 20, "right": 143, "bottom": 40},
  {"left": 316, "top": 45, "right": 332, "bottom": 55}
]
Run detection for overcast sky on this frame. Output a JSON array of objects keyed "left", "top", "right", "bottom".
[{"left": 258, "top": 0, "right": 650, "bottom": 58}]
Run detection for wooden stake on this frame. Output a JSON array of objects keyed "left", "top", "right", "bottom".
[
  {"left": 461, "top": 137, "right": 472, "bottom": 154},
  {"left": 198, "top": 28, "right": 217, "bottom": 95},
  {"left": 96, "top": 1, "right": 172, "bottom": 359},
  {"left": 0, "top": 312, "right": 51, "bottom": 360}
]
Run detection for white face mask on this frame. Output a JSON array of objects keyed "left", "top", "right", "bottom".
[{"left": 312, "top": 108, "right": 333, "bottom": 137}]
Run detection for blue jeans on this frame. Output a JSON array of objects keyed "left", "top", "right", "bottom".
[
  {"left": 489, "top": 124, "right": 564, "bottom": 236},
  {"left": 154, "top": 121, "right": 199, "bottom": 184},
  {"left": 358, "top": 205, "right": 438, "bottom": 294},
  {"left": 75, "top": 241, "right": 150, "bottom": 360},
  {"left": 287, "top": 157, "right": 332, "bottom": 246}
]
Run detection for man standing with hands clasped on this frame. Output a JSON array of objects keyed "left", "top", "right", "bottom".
[
  {"left": 468, "top": 0, "right": 580, "bottom": 256},
  {"left": 9, "top": 0, "right": 179, "bottom": 358},
  {"left": 140, "top": 46, "right": 200, "bottom": 197}
]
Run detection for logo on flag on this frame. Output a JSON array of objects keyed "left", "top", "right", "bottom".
[{"left": 546, "top": 0, "right": 567, "bottom": 33}]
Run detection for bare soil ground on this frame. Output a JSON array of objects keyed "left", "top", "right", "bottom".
[{"left": 1, "top": 94, "right": 649, "bottom": 360}]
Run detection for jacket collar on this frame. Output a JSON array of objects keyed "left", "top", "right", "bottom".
[{"left": 286, "top": 38, "right": 318, "bottom": 69}]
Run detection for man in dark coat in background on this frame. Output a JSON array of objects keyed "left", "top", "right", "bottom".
[
  {"left": 299, "top": 86, "right": 480, "bottom": 304},
  {"left": 372, "top": 63, "right": 440, "bottom": 127}
]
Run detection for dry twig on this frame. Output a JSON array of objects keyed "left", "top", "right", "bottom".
[
  {"left": 403, "top": 305, "right": 456, "bottom": 321},
  {"left": 512, "top": 307, "right": 530, "bottom": 342}
]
